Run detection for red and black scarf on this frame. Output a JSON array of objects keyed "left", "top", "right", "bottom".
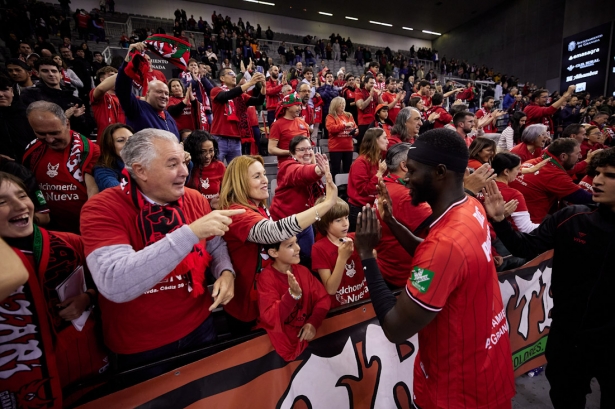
[
  {"left": 119, "top": 169, "right": 211, "bottom": 297},
  {"left": 220, "top": 84, "right": 238, "bottom": 122}
]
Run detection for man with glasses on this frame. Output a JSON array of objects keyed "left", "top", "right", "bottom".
[
  {"left": 268, "top": 93, "right": 311, "bottom": 165},
  {"left": 116, "top": 43, "right": 179, "bottom": 139},
  {"left": 297, "top": 83, "right": 315, "bottom": 141},
  {"left": 524, "top": 85, "right": 575, "bottom": 136},
  {"left": 211, "top": 67, "right": 266, "bottom": 163}
]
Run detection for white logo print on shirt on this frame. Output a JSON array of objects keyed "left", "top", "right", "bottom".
[
  {"left": 200, "top": 178, "right": 210, "bottom": 190},
  {"left": 46, "top": 163, "right": 59, "bottom": 178},
  {"left": 345, "top": 260, "right": 356, "bottom": 278}
]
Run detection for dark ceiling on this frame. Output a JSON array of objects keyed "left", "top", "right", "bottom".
[{"left": 188, "top": 0, "right": 509, "bottom": 41}]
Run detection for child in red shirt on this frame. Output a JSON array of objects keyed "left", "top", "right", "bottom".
[
  {"left": 258, "top": 236, "right": 330, "bottom": 361},
  {"left": 312, "top": 197, "right": 369, "bottom": 308}
]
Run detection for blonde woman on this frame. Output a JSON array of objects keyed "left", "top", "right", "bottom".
[
  {"left": 219, "top": 155, "right": 338, "bottom": 336},
  {"left": 325, "top": 96, "right": 358, "bottom": 179}
]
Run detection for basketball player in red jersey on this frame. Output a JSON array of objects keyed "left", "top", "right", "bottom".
[{"left": 355, "top": 128, "right": 515, "bottom": 409}]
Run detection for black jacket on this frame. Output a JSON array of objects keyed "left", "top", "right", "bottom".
[
  {"left": 0, "top": 98, "right": 36, "bottom": 163},
  {"left": 493, "top": 205, "right": 615, "bottom": 339}
]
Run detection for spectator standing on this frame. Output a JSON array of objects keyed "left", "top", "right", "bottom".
[
  {"left": 355, "top": 75, "right": 379, "bottom": 147},
  {"left": 316, "top": 71, "right": 340, "bottom": 139},
  {"left": 90, "top": 67, "right": 125, "bottom": 143},
  {"left": 326, "top": 97, "right": 358, "bottom": 179},
  {"left": 524, "top": 86, "right": 575, "bottom": 136},
  {"left": 265, "top": 65, "right": 285, "bottom": 126},
  {"left": 268, "top": 93, "right": 311, "bottom": 165}
]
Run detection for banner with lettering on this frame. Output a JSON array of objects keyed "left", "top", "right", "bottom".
[{"left": 76, "top": 252, "right": 554, "bottom": 409}]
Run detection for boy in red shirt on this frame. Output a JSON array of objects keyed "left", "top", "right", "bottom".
[
  {"left": 267, "top": 93, "right": 310, "bottom": 165},
  {"left": 258, "top": 236, "right": 330, "bottom": 361},
  {"left": 312, "top": 197, "right": 369, "bottom": 308},
  {"left": 90, "top": 67, "right": 125, "bottom": 144}
]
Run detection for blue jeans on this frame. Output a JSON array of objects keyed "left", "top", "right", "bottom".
[
  {"left": 116, "top": 316, "right": 216, "bottom": 376},
  {"left": 267, "top": 110, "right": 276, "bottom": 127},
  {"left": 305, "top": 57, "right": 316, "bottom": 67},
  {"left": 214, "top": 135, "right": 242, "bottom": 164}
]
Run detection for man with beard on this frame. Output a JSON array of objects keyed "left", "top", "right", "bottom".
[
  {"left": 116, "top": 43, "right": 179, "bottom": 138},
  {"left": 380, "top": 78, "right": 405, "bottom": 124},
  {"left": 524, "top": 86, "right": 575, "bottom": 135},
  {"left": 265, "top": 65, "right": 285, "bottom": 127},
  {"left": 510, "top": 138, "right": 593, "bottom": 223},
  {"left": 353, "top": 128, "right": 516, "bottom": 409},
  {"left": 297, "top": 83, "right": 315, "bottom": 138},
  {"left": 268, "top": 93, "right": 310, "bottom": 165},
  {"left": 453, "top": 111, "right": 475, "bottom": 147}
]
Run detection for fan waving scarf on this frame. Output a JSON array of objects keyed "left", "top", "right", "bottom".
[{"left": 144, "top": 34, "right": 191, "bottom": 71}]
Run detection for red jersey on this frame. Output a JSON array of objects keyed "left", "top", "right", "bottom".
[
  {"left": 247, "top": 106, "right": 259, "bottom": 127},
  {"left": 524, "top": 103, "right": 557, "bottom": 134},
  {"left": 580, "top": 139, "right": 605, "bottom": 160},
  {"left": 168, "top": 97, "right": 197, "bottom": 131},
  {"left": 90, "top": 89, "right": 125, "bottom": 143},
  {"left": 325, "top": 113, "right": 356, "bottom": 152},
  {"left": 406, "top": 196, "right": 515, "bottom": 409},
  {"left": 313, "top": 96, "right": 324, "bottom": 124},
  {"left": 355, "top": 88, "right": 376, "bottom": 125},
  {"left": 268, "top": 117, "right": 311, "bottom": 165},
  {"left": 476, "top": 107, "right": 496, "bottom": 133},
  {"left": 425, "top": 105, "right": 452, "bottom": 129},
  {"left": 381, "top": 91, "right": 402, "bottom": 124},
  {"left": 223, "top": 204, "right": 270, "bottom": 322},
  {"left": 375, "top": 175, "right": 431, "bottom": 287},
  {"left": 495, "top": 181, "right": 529, "bottom": 231},
  {"left": 311, "top": 235, "right": 369, "bottom": 308},
  {"left": 411, "top": 92, "right": 432, "bottom": 109},
  {"left": 510, "top": 143, "right": 542, "bottom": 164},
  {"left": 347, "top": 155, "right": 379, "bottom": 207},
  {"left": 269, "top": 161, "right": 323, "bottom": 221},
  {"left": 80, "top": 188, "right": 214, "bottom": 354},
  {"left": 387, "top": 135, "right": 402, "bottom": 150},
  {"left": 210, "top": 86, "right": 243, "bottom": 138},
  {"left": 23, "top": 132, "right": 100, "bottom": 234},
  {"left": 257, "top": 263, "right": 330, "bottom": 361},
  {"left": 509, "top": 155, "right": 581, "bottom": 223},
  {"left": 185, "top": 160, "right": 226, "bottom": 202},
  {"left": 265, "top": 78, "right": 284, "bottom": 110}
]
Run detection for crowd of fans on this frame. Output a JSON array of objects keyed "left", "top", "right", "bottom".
[{"left": 1, "top": 3, "right": 614, "bottom": 409}]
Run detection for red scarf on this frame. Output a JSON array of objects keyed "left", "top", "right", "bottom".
[
  {"left": 119, "top": 169, "right": 211, "bottom": 297},
  {"left": 220, "top": 84, "right": 238, "bottom": 122},
  {"left": 60, "top": 68, "right": 72, "bottom": 85}
]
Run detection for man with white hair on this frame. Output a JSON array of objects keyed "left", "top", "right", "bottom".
[
  {"left": 80, "top": 128, "right": 244, "bottom": 377},
  {"left": 116, "top": 43, "right": 180, "bottom": 139}
]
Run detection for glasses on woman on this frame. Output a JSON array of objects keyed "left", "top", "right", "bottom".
[{"left": 295, "top": 147, "right": 314, "bottom": 153}]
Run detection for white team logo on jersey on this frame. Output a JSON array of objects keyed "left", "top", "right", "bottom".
[
  {"left": 46, "top": 163, "right": 59, "bottom": 178},
  {"left": 200, "top": 178, "right": 210, "bottom": 190},
  {"left": 345, "top": 260, "right": 356, "bottom": 278}
]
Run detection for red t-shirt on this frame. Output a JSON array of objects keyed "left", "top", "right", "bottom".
[
  {"left": 257, "top": 263, "right": 330, "bottom": 361},
  {"left": 510, "top": 143, "right": 542, "bottom": 164},
  {"left": 495, "top": 181, "right": 529, "bottom": 231},
  {"left": 509, "top": 157, "right": 581, "bottom": 223},
  {"left": 406, "top": 196, "right": 515, "bottom": 409},
  {"left": 579, "top": 175, "right": 594, "bottom": 192},
  {"left": 269, "top": 161, "right": 323, "bottom": 220},
  {"left": 381, "top": 91, "right": 402, "bottom": 124},
  {"left": 347, "top": 155, "right": 379, "bottom": 207},
  {"left": 268, "top": 117, "right": 311, "bottom": 165},
  {"left": 355, "top": 88, "right": 376, "bottom": 125},
  {"left": 425, "top": 106, "right": 452, "bottom": 129},
  {"left": 223, "top": 204, "right": 270, "bottom": 322},
  {"left": 168, "top": 97, "right": 197, "bottom": 131},
  {"left": 311, "top": 235, "right": 369, "bottom": 308},
  {"left": 524, "top": 103, "right": 557, "bottom": 134},
  {"left": 411, "top": 92, "right": 432, "bottom": 109},
  {"left": 79, "top": 187, "right": 214, "bottom": 354},
  {"left": 24, "top": 133, "right": 100, "bottom": 234},
  {"left": 325, "top": 113, "right": 356, "bottom": 152},
  {"left": 580, "top": 140, "right": 605, "bottom": 160},
  {"left": 476, "top": 107, "right": 496, "bottom": 133},
  {"left": 90, "top": 89, "right": 125, "bottom": 143},
  {"left": 210, "top": 87, "right": 241, "bottom": 138},
  {"left": 375, "top": 176, "right": 432, "bottom": 288},
  {"left": 186, "top": 160, "right": 226, "bottom": 202}
]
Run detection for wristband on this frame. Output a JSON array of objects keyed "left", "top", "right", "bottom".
[{"left": 289, "top": 288, "right": 302, "bottom": 300}]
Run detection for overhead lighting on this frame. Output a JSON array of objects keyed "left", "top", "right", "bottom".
[
  {"left": 319, "top": 11, "right": 333, "bottom": 16},
  {"left": 345, "top": 16, "right": 358, "bottom": 20},
  {"left": 369, "top": 20, "right": 392, "bottom": 27},
  {"left": 243, "top": 0, "right": 275, "bottom": 5},
  {"left": 422, "top": 30, "right": 441, "bottom": 35},
  {"left": 402, "top": 27, "right": 413, "bottom": 31}
]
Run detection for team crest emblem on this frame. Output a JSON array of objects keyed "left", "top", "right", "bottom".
[
  {"left": 46, "top": 163, "right": 59, "bottom": 178},
  {"left": 201, "top": 178, "right": 210, "bottom": 190},
  {"left": 345, "top": 260, "right": 356, "bottom": 278}
]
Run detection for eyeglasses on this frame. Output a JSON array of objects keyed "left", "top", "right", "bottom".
[{"left": 295, "top": 147, "right": 314, "bottom": 153}]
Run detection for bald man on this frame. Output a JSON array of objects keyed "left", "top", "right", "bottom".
[{"left": 115, "top": 43, "right": 179, "bottom": 139}]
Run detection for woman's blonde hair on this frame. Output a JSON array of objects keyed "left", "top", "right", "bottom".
[
  {"left": 219, "top": 155, "right": 266, "bottom": 210},
  {"left": 328, "top": 96, "right": 347, "bottom": 119}
]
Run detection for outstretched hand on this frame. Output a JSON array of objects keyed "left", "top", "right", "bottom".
[
  {"left": 464, "top": 163, "right": 495, "bottom": 194},
  {"left": 354, "top": 204, "right": 381, "bottom": 260},
  {"left": 483, "top": 180, "right": 506, "bottom": 222},
  {"left": 376, "top": 179, "right": 394, "bottom": 223},
  {"left": 287, "top": 270, "right": 302, "bottom": 298}
]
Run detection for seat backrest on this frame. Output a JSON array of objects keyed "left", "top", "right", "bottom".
[{"left": 334, "top": 173, "right": 349, "bottom": 202}]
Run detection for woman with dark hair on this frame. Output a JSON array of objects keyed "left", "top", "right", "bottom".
[
  {"left": 167, "top": 79, "right": 209, "bottom": 132},
  {"left": 80, "top": 42, "right": 93, "bottom": 63},
  {"left": 93, "top": 123, "right": 134, "bottom": 191},
  {"left": 184, "top": 130, "right": 226, "bottom": 208},
  {"left": 347, "top": 128, "right": 388, "bottom": 232},
  {"left": 581, "top": 106, "right": 596, "bottom": 124},
  {"left": 269, "top": 136, "right": 329, "bottom": 262},
  {"left": 492, "top": 152, "right": 539, "bottom": 233},
  {"left": 0, "top": 172, "right": 104, "bottom": 407},
  {"left": 52, "top": 54, "right": 83, "bottom": 96},
  {"left": 498, "top": 111, "right": 527, "bottom": 152},
  {"left": 468, "top": 137, "right": 496, "bottom": 169}
]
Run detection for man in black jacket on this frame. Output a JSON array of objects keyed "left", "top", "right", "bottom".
[
  {"left": 0, "top": 76, "right": 36, "bottom": 163},
  {"left": 20, "top": 58, "right": 89, "bottom": 135},
  {"left": 484, "top": 150, "right": 615, "bottom": 409}
]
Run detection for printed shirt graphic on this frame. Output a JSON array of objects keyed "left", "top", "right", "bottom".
[
  {"left": 406, "top": 197, "right": 515, "bottom": 409},
  {"left": 311, "top": 235, "right": 369, "bottom": 308}
]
